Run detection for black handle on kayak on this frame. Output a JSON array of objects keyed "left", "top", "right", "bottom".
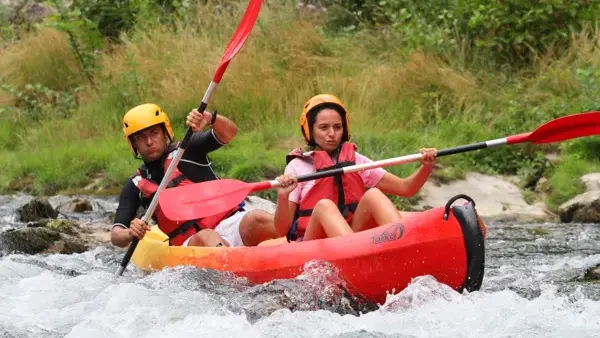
[{"left": 443, "top": 194, "right": 476, "bottom": 221}]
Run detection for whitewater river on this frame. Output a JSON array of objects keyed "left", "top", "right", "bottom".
[{"left": 1, "top": 194, "right": 599, "bottom": 337}]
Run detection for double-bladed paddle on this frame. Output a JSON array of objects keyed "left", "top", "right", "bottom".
[{"left": 157, "top": 111, "right": 600, "bottom": 222}]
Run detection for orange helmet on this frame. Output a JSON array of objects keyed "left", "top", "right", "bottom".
[
  {"left": 299, "top": 94, "right": 350, "bottom": 146},
  {"left": 122, "top": 103, "right": 174, "bottom": 157}
]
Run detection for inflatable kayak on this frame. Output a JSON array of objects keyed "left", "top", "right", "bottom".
[{"left": 131, "top": 194, "right": 487, "bottom": 304}]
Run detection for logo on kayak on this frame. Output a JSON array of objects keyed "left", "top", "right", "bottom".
[{"left": 371, "top": 222, "right": 404, "bottom": 244}]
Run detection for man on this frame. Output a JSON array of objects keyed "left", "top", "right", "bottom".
[{"left": 111, "top": 103, "right": 276, "bottom": 248}]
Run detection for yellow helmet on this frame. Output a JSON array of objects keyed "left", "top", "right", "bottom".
[
  {"left": 122, "top": 103, "right": 175, "bottom": 157},
  {"left": 300, "top": 94, "right": 350, "bottom": 146}
]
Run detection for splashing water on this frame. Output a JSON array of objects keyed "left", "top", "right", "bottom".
[{"left": 1, "top": 196, "right": 600, "bottom": 337}]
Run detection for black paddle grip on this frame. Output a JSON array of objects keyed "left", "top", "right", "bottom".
[
  {"left": 118, "top": 238, "right": 139, "bottom": 272},
  {"left": 297, "top": 167, "right": 345, "bottom": 183},
  {"left": 436, "top": 142, "right": 488, "bottom": 157},
  {"left": 180, "top": 101, "right": 208, "bottom": 149}
]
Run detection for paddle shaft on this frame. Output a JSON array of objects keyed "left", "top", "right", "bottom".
[{"left": 247, "top": 133, "right": 531, "bottom": 193}]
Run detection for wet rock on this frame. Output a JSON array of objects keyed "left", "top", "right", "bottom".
[
  {"left": 77, "top": 221, "right": 111, "bottom": 246},
  {"left": 0, "top": 227, "right": 61, "bottom": 254},
  {"left": 57, "top": 197, "right": 93, "bottom": 213},
  {"left": 8, "top": 257, "right": 82, "bottom": 277},
  {"left": 45, "top": 219, "right": 78, "bottom": 235},
  {"left": 49, "top": 196, "right": 94, "bottom": 214},
  {"left": 0, "top": 219, "right": 91, "bottom": 255},
  {"left": 18, "top": 198, "right": 58, "bottom": 222},
  {"left": 584, "top": 265, "right": 600, "bottom": 281},
  {"left": 47, "top": 195, "right": 70, "bottom": 209},
  {"left": 1, "top": 194, "right": 114, "bottom": 255},
  {"left": 49, "top": 237, "right": 88, "bottom": 255},
  {"left": 559, "top": 190, "right": 600, "bottom": 223},
  {"left": 26, "top": 219, "right": 50, "bottom": 228}
]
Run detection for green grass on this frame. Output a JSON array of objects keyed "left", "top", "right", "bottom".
[
  {"left": 0, "top": 1, "right": 599, "bottom": 207},
  {"left": 546, "top": 155, "right": 600, "bottom": 212}
]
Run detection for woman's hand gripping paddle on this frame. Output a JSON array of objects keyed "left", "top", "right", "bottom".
[
  {"left": 158, "top": 111, "right": 600, "bottom": 222},
  {"left": 115, "top": 0, "right": 263, "bottom": 277}
]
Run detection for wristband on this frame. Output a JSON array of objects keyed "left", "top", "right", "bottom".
[{"left": 210, "top": 110, "right": 218, "bottom": 125}]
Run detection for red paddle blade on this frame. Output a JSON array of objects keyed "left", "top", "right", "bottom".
[
  {"left": 529, "top": 111, "right": 600, "bottom": 144},
  {"left": 213, "top": 0, "right": 262, "bottom": 83},
  {"left": 158, "top": 179, "right": 252, "bottom": 221}
]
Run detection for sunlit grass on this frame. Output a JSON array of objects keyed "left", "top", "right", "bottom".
[{"left": 0, "top": 1, "right": 598, "bottom": 207}]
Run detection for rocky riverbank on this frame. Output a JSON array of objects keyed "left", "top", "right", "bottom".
[{"left": 1, "top": 171, "right": 598, "bottom": 256}]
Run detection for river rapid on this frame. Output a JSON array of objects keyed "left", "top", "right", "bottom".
[{"left": 1, "top": 194, "right": 599, "bottom": 338}]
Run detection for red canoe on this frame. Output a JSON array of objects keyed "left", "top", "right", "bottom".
[{"left": 131, "top": 195, "right": 487, "bottom": 303}]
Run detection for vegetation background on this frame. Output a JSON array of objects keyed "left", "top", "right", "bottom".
[{"left": 1, "top": 0, "right": 599, "bottom": 212}]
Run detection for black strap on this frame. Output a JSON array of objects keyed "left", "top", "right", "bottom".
[
  {"left": 210, "top": 110, "right": 218, "bottom": 125},
  {"left": 286, "top": 219, "right": 299, "bottom": 242},
  {"left": 166, "top": 220, "right": 202, "bottom": 245},
  {"left": 167, "top": 174, "right": 186, "bottom": 188}
]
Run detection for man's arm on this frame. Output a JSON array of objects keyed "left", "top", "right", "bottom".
[
  {"left": 210, "top": 112, "right": 237, "bottom": 144},
  {"left": 185, "top": 109, "right": 238, "bottom": 153},
  {"left": 110, "top": 180, "right": 141, "bottom": 248},
  {"left": 111, "top": 227, "right": 133, "bottom": 248}
]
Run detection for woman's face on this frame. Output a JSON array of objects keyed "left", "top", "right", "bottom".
[{"left": 311, "top": 108, "right": 343, "bottom": 153}]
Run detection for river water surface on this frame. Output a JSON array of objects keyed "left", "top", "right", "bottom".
[{"left": 1, "top": 194, "right": 599, "bottom": 337}]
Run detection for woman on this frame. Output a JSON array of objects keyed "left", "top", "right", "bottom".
[{"left": 274, "top": 94, "right": 437, "bottom": 242}]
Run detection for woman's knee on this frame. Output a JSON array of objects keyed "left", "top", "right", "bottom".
[
  {"left": 363, "top": 187, "right": 386, "bottom": 199},
  {"left": 314, "top": 199, "right": 338, "bottom": 212},
  {"left": 361, "top": 188, "right": 394, "bottom": 206}
]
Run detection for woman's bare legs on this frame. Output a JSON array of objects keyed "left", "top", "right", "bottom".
[
  {"left": 303, "top": 199, "right": 353, "bottom": 240},
  {"left": 350, "top": 188, "right": 402, "bottom": 232}
]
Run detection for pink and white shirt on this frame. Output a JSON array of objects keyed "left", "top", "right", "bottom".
[{"left": 284, "top": 152, "right": 386, "bottom": 204}]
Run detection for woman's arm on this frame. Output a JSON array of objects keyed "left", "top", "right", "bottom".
[
  {"left": 273, "top": 174, "right": 299, "bottom": 237},
  {"left": 375, "top": 165, "right": 433, "bottom": 197},
  {"left": 274, "top": 198, "right": 298, "bottom": 237},
  {"left": 374, "top": 148, "right": 436, "bottom": 197}
]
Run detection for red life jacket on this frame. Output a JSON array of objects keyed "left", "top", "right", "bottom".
[
  {"left": 285, "top": 142, "right": 365, "bottom": 240},
  {"left": 132, "top": 143, "right": 240, "bottom": 246}
]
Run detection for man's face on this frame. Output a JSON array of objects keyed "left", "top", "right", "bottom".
[{"left": 132, "top": 125, "right": 168, "bottom": 161}]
